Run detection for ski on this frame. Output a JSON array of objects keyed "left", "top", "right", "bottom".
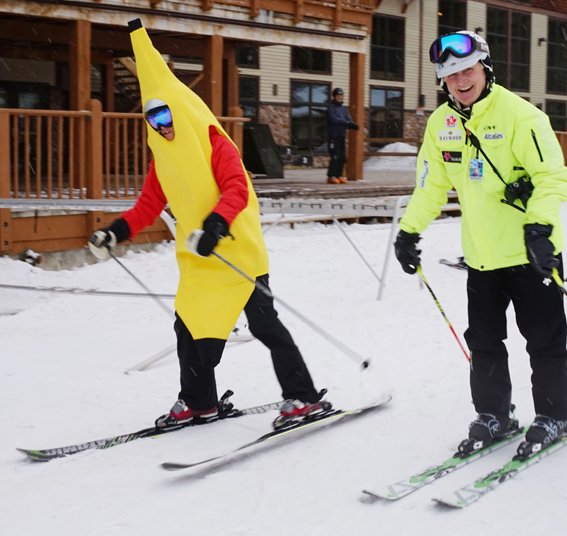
[
  {"left": 439, "top": 257, "right": 468, "bottom": 271},
  {"left": 17, "top": 391, "right": 282, "bottom": 462},
  {"left": 362, "top": 426, "right": 526, "bottom": 501},
  {"left": 433, "top": 437, "right": 567, "bottom": 508},
  {"left": 161, "top": 393, "right": 392, "bottom": 472}
]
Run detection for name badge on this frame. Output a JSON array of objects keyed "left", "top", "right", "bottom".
[{"left": 469, "top": 159, "right": 483, "bottom": 180}]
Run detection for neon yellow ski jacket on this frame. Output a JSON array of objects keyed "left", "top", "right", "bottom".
[{"left": 400, "top": 84, "right": 567, "bottom": 271}]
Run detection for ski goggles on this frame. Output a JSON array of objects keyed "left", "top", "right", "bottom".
[
  {"left": 144, "top": 106, "right": 173, "bottom": 132},
  {"left": 429, "top": 33, "right": 486, "bottom": 64}
]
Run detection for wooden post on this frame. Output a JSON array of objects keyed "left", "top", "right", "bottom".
[
  {"left": 69, "top": 20, "right": 92, "bottom": 111},
  {"left": 224, "top": 44, "right": 239, "bottom": 111},
  {"left": 347, "top": 52, "right": 365, "bottom": 181},
  {"left": 0, "top": 112, "right": 12, "bottom": 253},
  {"left": 228, "top": 107, "right": 245, "bottom": 154},
  {"left": 87, "top": 99, "right": 103, "bottom": 200},
  {"left": 295, "top": 0, "right": 305, "bottom": 23},
  {"left": 203, "top": 35, "right": 224, "bottom": 116},
  {"left": 104, "top": 62, "right": 115, "bottom": 112},
  {"left": 333, "top": 0, "right": 343, "bottom": 30}
]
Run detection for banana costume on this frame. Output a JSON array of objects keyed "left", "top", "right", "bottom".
[{"left": 129, "top": 19, "right": 269, "bottom": 340}]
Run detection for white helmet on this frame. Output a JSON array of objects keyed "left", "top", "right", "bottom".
[
  {"left": 431, "top": 31, "right": 493, "bottom": 81},
  {"left": 143, "top": 98, "right": 168, "bottom": 115}
]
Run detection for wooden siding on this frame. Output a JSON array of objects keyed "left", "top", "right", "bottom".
[{"left": 256, "top": 46, "right": 292, "bottom": 104}]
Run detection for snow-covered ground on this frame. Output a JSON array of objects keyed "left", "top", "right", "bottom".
[
  {"left": 2, "top": 208, "right": 567, "bottom": 535},
  {"left": 364, "top": 141, "right": 417, "bottom": 170}
]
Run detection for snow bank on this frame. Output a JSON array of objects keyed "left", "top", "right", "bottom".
[{"left": 363, "top": 141, "right": 417, "bottom": 171}]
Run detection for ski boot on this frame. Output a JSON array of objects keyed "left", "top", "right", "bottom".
[
  {"left": 155, "top": 399, "right": 219, "bottom": 428},
  {"left": 272, "top": 389, "right": 332, "bottom": 430},
  {"left": 516, "top": 415, "right": 567, "bottom": 461},
  {"left": 456, "top": 406, "right": 520, "bottom": 457}
]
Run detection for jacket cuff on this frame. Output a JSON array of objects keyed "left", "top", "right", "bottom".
[{"left": 110, "top": 218, "right": 131, "bottom": 243}]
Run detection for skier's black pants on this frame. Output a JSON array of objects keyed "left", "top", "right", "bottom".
[
  {"left": 174, "top": 274, "right": 320, "bottom": 411},
  {"left": 327, "top": 137, "right": 346, "bottom": 178},
  {"left": 464, "top": 260, "right": 567, "bottom": 420}
]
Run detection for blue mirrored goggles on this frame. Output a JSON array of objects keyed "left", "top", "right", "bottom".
[
  {"left": 144, "top": 106, "right": 173, "bottom": 131},
  {"left": 429, "top": 34, "right": 477, "bottom": 64}
]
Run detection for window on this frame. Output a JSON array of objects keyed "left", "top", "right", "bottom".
[
  {"left": 369, "top": 87, "right": 404, "bottom": 146},
  {"left": 546, "top": 100, "right": 566, "bottom": 131},
  {"left": 0, "top": 81, "right": 49, "bottom": 109},
  {"left": 547, "top": 20, "right": 567, "bottom": 94},
  {"left": 371, "top": 15, "right": 405, "bottom": 81},
  {"left": 290, "top": 81, "right": 330, "bottom": 152},
  {"left": 291, "top": 48, "right": 331, "bottom": 74},
  {"left": 438, "top": 0, "right": 467, "bottom": 36},
  {"left": 239, "top": 76, "right": 259, "bottom": 123},
  {"left": 236, "top": 47, "right": 259, "bottom": 69},
  {"left": 487, "top": 7, "right": 530, "bottom": 92}
]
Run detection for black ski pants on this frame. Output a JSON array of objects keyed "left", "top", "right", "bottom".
[
  {"left": 327, "top": 137, "right": 346, "bottom": 178},
  {"left": 174, "top": 274, "right": 320, "bottom": 411},
  {"left": 464, "top": 260, "right": 567, "bottom": 420}
]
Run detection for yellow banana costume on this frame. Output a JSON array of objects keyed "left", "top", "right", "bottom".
[{"left": 129, "top": 20, "right": 269, "bottom": 340}]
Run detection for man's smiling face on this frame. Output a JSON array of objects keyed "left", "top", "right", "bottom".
[{"left": 444, "top": 61, "right": 487, "bottom": 108}]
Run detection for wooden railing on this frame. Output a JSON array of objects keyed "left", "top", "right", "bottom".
[
  {"left": 0, "top": 102, "right": 249, "bottom": 202},
  {"left": 213, "top": 0, "right": 377, "bottom": 28}
]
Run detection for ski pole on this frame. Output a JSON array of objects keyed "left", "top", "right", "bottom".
[
  {"left": 417, "top": 266, "right": 470, "bottom": 362},
  {"left": 109, "top": 251, "right": 174, "bottom": 319},
  {"left": 211, "top": 251, "right": 371, "bottom": 370},
  {"left": 552, "top": 268, "right": 567, "bottom": 296}
]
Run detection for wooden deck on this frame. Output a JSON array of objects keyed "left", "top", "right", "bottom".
[{"left": 252, "top": 168, "right": 417, "bottom": 199}]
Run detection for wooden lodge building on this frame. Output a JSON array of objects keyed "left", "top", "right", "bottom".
[{"left": 2, "top": 0, "right": 567, "bottom": 260}]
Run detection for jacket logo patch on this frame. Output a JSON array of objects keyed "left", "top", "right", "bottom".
[
  {"left": 438, "top": 130, "right": 463, "bottom": 142},
  {"left": 442, "top": 151, "right": 462, "bottom": 163},
  {"left": 483, "top": 132, "right": 504, "bottom": 141},
  {"left": 445, "top": 114, "right": 459, "bottom": 128}
]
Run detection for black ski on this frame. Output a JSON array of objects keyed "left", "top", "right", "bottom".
[
  {"left": 17, "top": 391, "right": 282, "bottom": 462},
  {"left": 161, "top": 393, "right": 392, "bottom": 472}
]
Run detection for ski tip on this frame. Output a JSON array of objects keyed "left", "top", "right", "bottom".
[
  {"left": 432, "top": 497, "right": 465, "bottom": 509},
  {"left": 361, "top": 489, "right": 397, "bottom": 501},
  {"left": 16, "top": 448, "right": 52, "bottom": 462},
  {"left": 161, "top": 462, "right": 191, "bottom": 471}
]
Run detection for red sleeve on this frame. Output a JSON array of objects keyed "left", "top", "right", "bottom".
[
  {"left": 209, "top": 127, "right": 249, "bottom": 225},
  {"left": 121, "top": 161, "right": 168, "bottom": 238}
]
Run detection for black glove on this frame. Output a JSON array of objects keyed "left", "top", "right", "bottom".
[
  {"left": 88, "top": 218, "right": 130, "bottom": 261},
  {"left": 187, "top": 212, "right": 229, "bottom": 257},
  {"left": 349, "top": 123, "right": 359, "bottom": 131},
  {"left": 394, "top": 231, "right": 422, "bottom": 274},
  {"left": 524, "top": 223, "right": 558, "bottom": 278}
]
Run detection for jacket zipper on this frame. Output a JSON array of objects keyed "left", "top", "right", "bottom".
[{"left": 531, "top": 130, "right": 544, "bottom": 162}]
